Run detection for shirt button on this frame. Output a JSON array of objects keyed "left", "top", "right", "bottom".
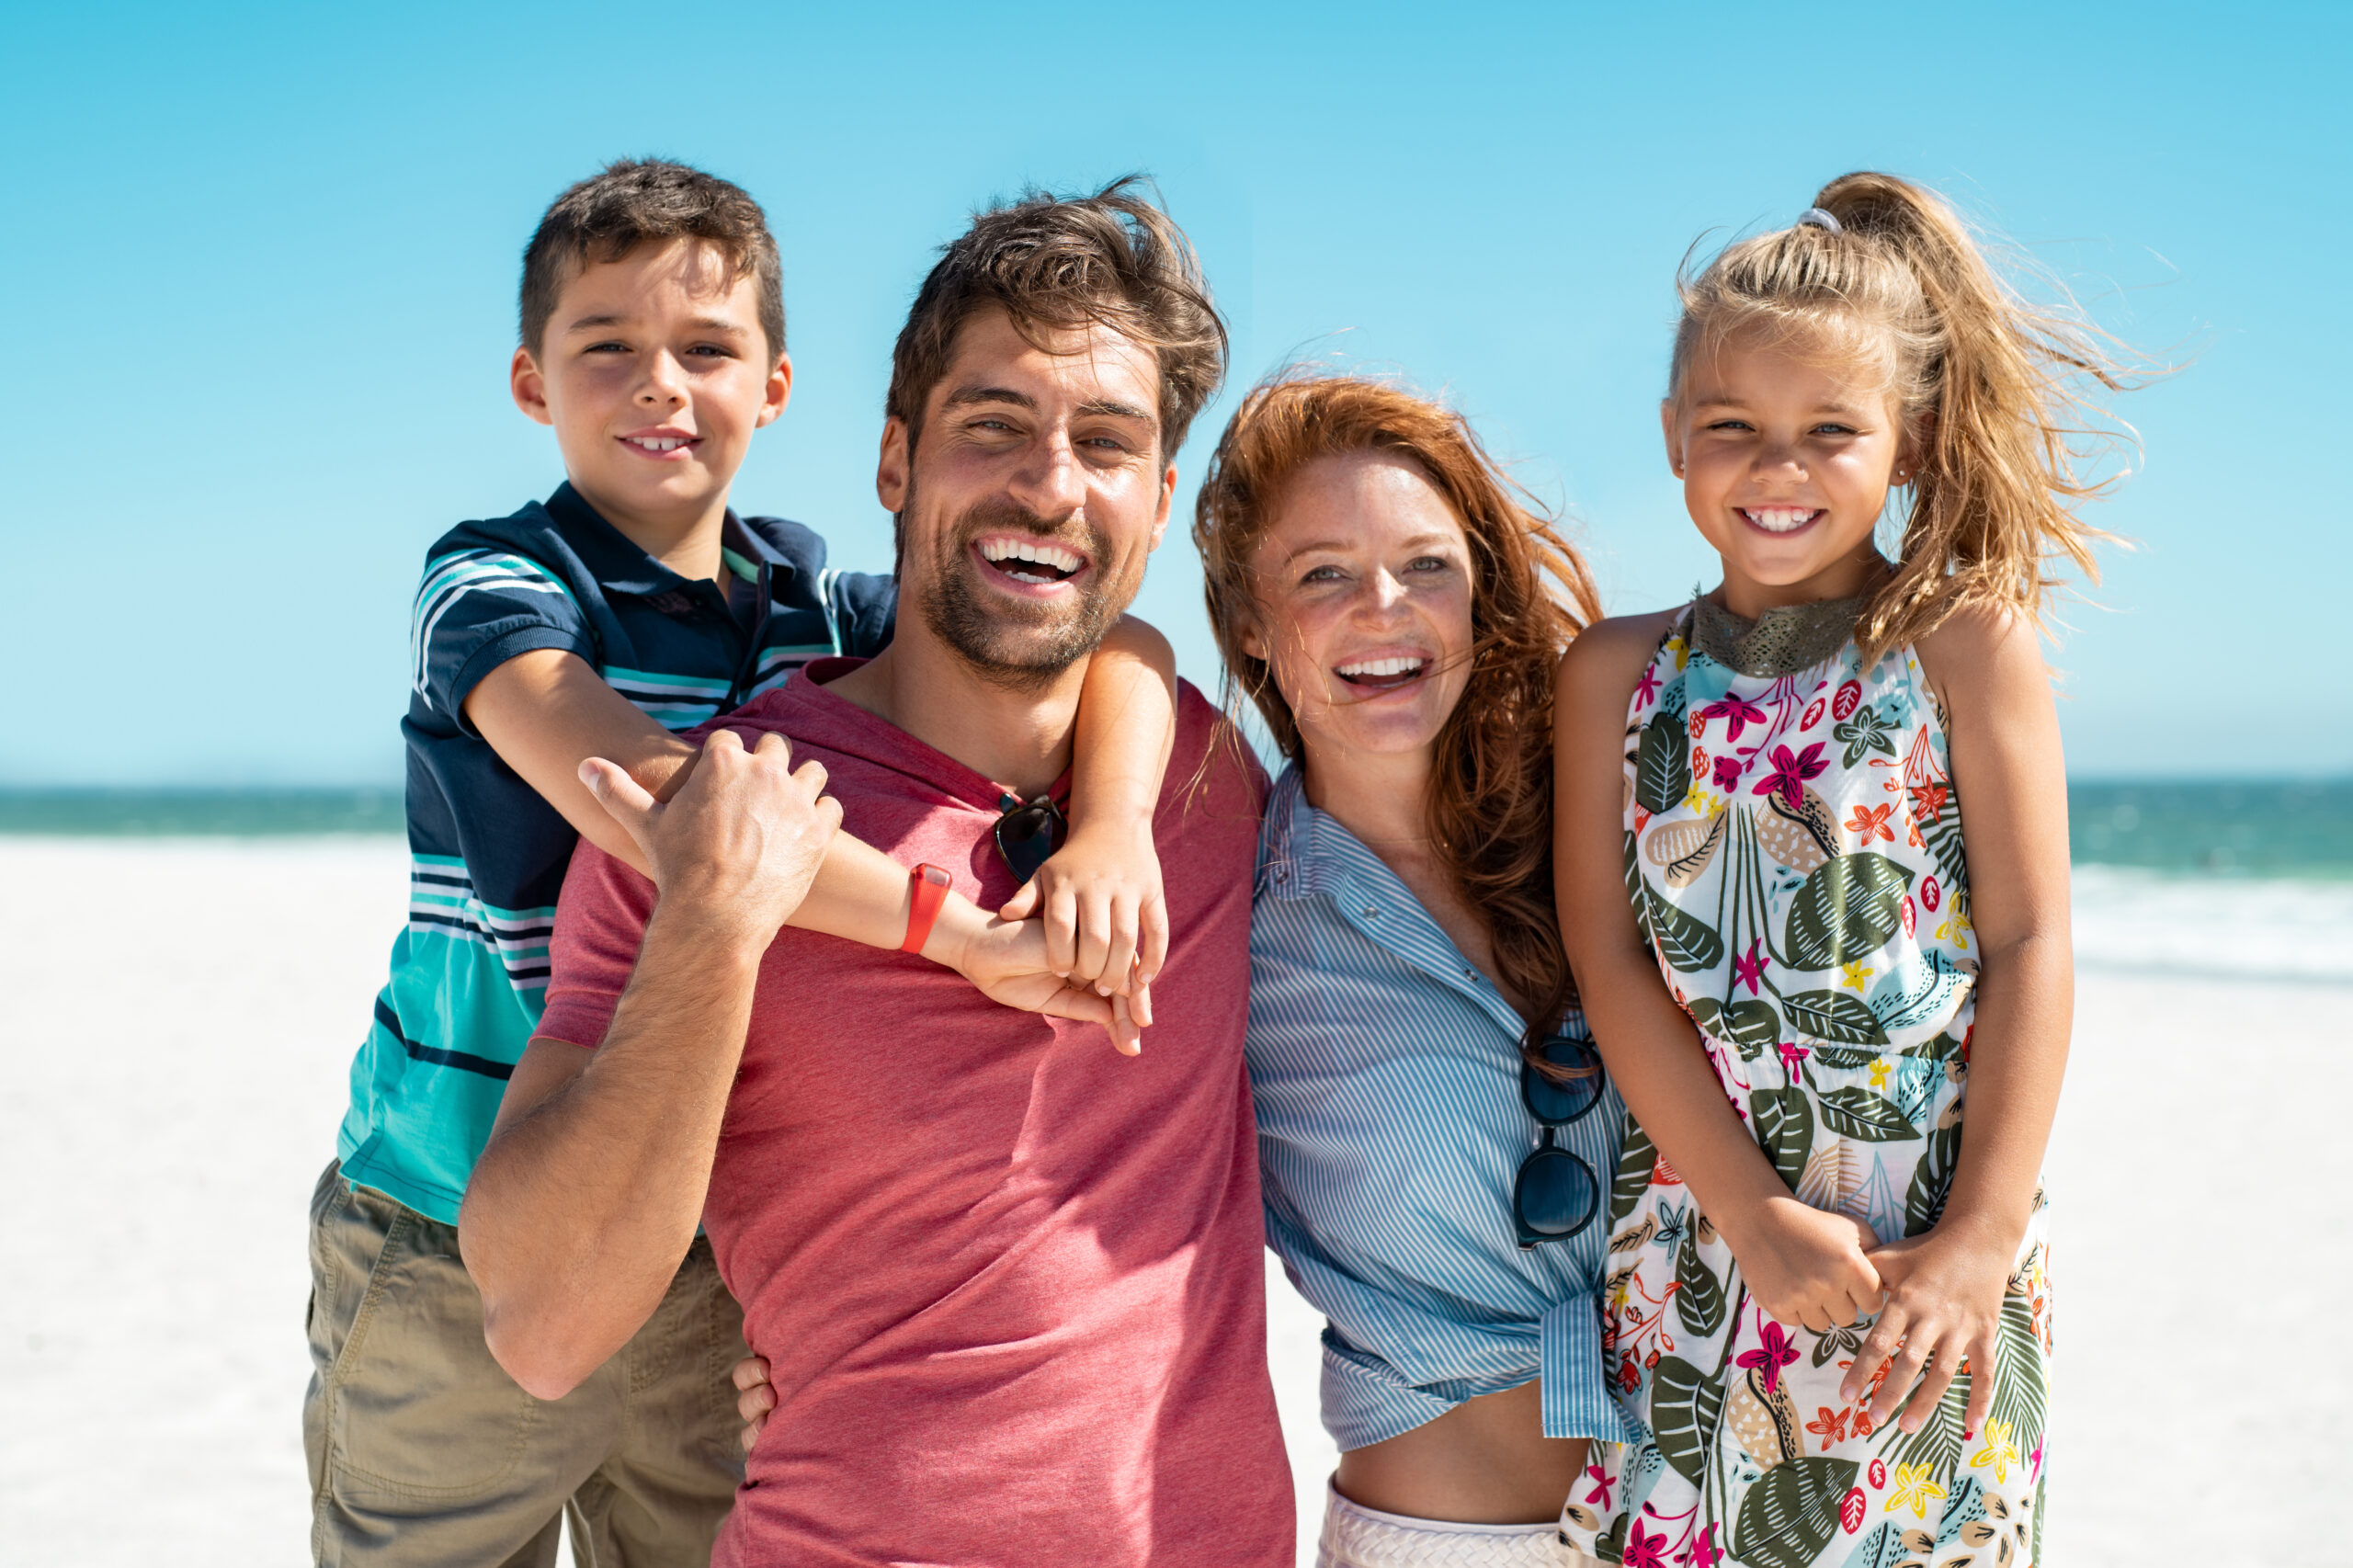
[{"left": 1363, "top": 906, "right": 1379, "bottom": 918}]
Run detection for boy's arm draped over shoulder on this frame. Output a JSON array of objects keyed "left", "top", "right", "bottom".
[
  {"left": 999, "top": 614, "right": 1179, "bottom": 1007},
  {"left": 1552, "top": 614, "right": 1884, "bottom": 1334}
]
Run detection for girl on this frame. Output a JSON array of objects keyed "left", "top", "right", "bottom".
[{"left": 1555, "top": 173, "right": 2126, "bottom": 1567}]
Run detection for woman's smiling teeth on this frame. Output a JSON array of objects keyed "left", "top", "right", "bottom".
[
  {"left": 1739, "top": 506, "right": 1823, "bottom": 534},
  {"left": 979, "top": 537, "right": 1086, "bottom": 584},
  {"left": 1336, "top": 655, "right": 1427, "bottom": 689}
]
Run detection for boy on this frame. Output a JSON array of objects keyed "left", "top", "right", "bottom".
[{"left": 306, "top": 159, "right": 1174, "bottom": 1567}]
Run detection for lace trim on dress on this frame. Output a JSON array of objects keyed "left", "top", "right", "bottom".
[{"left": 1688, "top": 591, "right": 1867, "bottom": 678}]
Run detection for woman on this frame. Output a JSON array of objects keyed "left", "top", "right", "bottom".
[{"left": 1195, "top": 371, "right": 1624, "bottom": 1566}]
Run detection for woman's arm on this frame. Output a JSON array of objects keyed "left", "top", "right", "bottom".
[
  {"left": 1841, "top": 607, "right": 2072, "bottom": 1434},
  {"left": 1553, "top": 617, "right": 1882, "bottom": 1334},
  {"left": 1000, "top": 614, "right": 1178, "bottom": 1002}
]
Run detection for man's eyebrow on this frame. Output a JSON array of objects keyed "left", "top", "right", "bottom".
[
  {"left": 943, "top": 385, "right": 1038, "bottom": 412},
  {"left": 1075, "top": 397, "right": 1154, "bottom": 424}
]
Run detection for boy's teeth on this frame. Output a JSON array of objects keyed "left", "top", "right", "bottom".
[
  {"left": 978, "top": 539, "right": 1086, "bottom": 574},
  {"left": 630, "top": 437, "right": 689, "bottom": 452},
  {"left": 1743, "top": 506, "right": 1816, "bottom": 534},
  {"left": 1337, "top": 656, "right": 1425, "bottom": 677}
]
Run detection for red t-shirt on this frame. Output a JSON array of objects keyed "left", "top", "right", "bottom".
[{"left": 536, "top": 663, "right": 1291, "bottom": 1567}]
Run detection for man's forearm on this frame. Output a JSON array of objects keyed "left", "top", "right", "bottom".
[{"left": 460, "top": 903, "right": 764, "bottom": 1399}]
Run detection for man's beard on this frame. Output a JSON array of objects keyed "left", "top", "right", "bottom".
[{"left": 911, "top": 487, "right": 1131, "bottom": 695}]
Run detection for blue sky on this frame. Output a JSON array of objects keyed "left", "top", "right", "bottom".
[{"left": 4, "top": 1, "right": 2344, "bottom": 783}]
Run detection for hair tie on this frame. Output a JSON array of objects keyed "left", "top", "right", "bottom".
[{"left": 1797, "top": 207, "right": 1842, "bottom": 234}]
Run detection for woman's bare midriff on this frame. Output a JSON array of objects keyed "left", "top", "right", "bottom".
[{"left": 1333, "top": 1379, "right": 1586, "bottom": 1525}]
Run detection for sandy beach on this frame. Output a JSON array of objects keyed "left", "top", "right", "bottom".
[{"left": 1, "top": 836, "right": 2344, "bottom": 1566}]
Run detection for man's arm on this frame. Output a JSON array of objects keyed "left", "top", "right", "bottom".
[{"left": 457, "top": 728, "right": 836, "bottom": 1401}]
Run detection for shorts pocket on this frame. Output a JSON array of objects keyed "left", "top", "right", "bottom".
[{"left": 323, "top": 1192, "right": 539, "bottom": 1503}]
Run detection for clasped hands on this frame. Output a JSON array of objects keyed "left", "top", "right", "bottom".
[
  {"left": 579, "top": 728, "right": 1157, "bottom": 1054},
  {"left": 1731, "top": 1194, "right": 2015, "bottom": 1437}
]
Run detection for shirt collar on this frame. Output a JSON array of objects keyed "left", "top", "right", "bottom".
[{"left": 543, "top": 481, "right": 751, "bottom": 599}]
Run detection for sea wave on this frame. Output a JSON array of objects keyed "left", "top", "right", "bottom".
[{"left": 2070, "top": 864, "right": 2353, "bottom": 986}]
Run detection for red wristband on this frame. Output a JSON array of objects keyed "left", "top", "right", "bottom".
[{"left": 901, "top": 863, "right": 952, "bottom": 954}]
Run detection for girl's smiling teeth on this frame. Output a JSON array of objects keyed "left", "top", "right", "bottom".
[
  {"left": 977, "top": 536, "right": 1087, "bottom": 585},
  {"left": 1738, "top": 506, "right": 1824, "bottom": 534},
  {"left": 1335, "top": 654, "right": 1427, "bottom": 690}
]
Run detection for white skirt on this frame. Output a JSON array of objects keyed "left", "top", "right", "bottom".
[{"left": 1315, "top": 1480, "right": 1597, "bottom": 1568}]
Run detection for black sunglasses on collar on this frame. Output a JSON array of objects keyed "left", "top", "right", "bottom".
[
  {"left": 1514, "top": 1034, "right": 1607, "bottom": 1250},
  {"left": 994, "top": 792, "right": 1068, "bottom": 885}
]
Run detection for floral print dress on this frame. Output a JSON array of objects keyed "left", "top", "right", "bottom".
[{"left": 1560, "top": 599, "right": 2053, "bottom": 1568}]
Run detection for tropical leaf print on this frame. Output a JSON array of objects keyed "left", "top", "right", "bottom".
[
  {"left": 1779, "top": 989, "right": 1890, "bottom": 1046},
  {"left": 1839, "top": 1522, "right": 1909, "bottom": 1568},
  {"left": 1989, "top": 1292, "right": 2051, "bottom": 1449},
  {"left": 1867, "top": 950, "right": 1972, "bottom": 1036},
  {"left": 1688, "top": 994, "right": 1778, "bottom": 1056},
  {"left": 1903, "top": 1126, "right": 1961, "bottom": 1236},
  {"left": 1643, "top": 879, "right": 1726, "bottom": 971},
  {"left": 1784, "top": 854, "right": 1912, "bottom": 971},
  {"left": 1807, "top": 1045, "right": 1881, "bottom": 1070},
  {"left": 1652, "top": 1356, "right": 1727, "bottom": 1488},
  {"left": 1675, "top": 1234, "right": 1727, "bottom": 1337},
  {"left": 1728, "top": 1457, "right": 1859, "bottom": 1568},
  {"left": 1817, "top": 1086, "right": 1923, "bottom": 1142},
  {"left": 1635, "top": 708, "right": 1693, "bottom": 815},
  {"left": 1751, "top": 1086, "right": 1815, "bottom": 1193},
  {"left": 1609, "top": 1118, "right": 1657, "bottom": 1231}
]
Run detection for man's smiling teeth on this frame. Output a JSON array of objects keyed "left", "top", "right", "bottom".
[
  {"left": 1741, "top": 506, "right": 1820, "bottom": 534},
  {"left": 1336, "top": 657, "right": 1425, "bottom": 678},
  {"left": 626, "top": 437, "right": 694, "bottom": 452},
  {"left": 979, "top": 539, "right": 1086, "bottom": 579}
]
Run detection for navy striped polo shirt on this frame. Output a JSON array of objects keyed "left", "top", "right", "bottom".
[{"left": 335, "top": 482, "right": 895, "bottom": 1223}]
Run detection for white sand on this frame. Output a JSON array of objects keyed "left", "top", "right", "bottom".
[{"left": 0, "top": 837, "right": 2343, "bottom": 1566}]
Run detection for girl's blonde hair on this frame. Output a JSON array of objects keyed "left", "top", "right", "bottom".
[
  {"left": 1670, "top": 171, "right": 2138, "bottom": 661},
  {"left": 1194, "top": 370, "right": 1602, "bottom": 1067}
]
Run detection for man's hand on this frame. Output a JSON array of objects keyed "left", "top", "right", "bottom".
[
  {"left": 996, "top": 818, "right": 1167, "bottom": 1019},
  {"left": 1726, "top": 1197, "right": 1884, "bottom": 1333},
  {"left": 1844, "top": 1219, "right": 2017, "bottom": 1436},
  {"left": 580, "top": 727, "right": 841, "bottom": 950}
]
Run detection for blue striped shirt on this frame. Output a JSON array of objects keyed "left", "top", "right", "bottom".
[{"left": 1248, "top": 766, "right": 1634, "bottom": 1450}]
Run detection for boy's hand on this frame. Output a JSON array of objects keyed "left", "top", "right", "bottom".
[
  {"left": 580, "top": 728, "right": 839, "bottom": 951},
  {"left": 1727, "top": 1196, "right": 1883, "bottom": 1334},
  {"left": 938, "top": 907, "right": 1141, "bottom": 1055},
  {"left": 732, "top": 1354, "right": 774, "bottom": 1453},
  {"left": 996, "top": 820, "right": 1167, "bottom": 1025},
  {"left": 1844, "top": 1220, "right": 2016, "bottom": 1436}
]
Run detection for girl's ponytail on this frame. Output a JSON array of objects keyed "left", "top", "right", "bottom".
[{"left": 1673, "top": 172, "right": 2143, "bottom": 661}]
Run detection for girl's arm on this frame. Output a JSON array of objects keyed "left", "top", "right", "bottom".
[
  {"left": 1842, "top": 606, "right": 2072, "bottom": 1435},
  {"left": 467, "top": 649, "right": 1141, "bottom": 1051},
  {"left": 1554, "top": 618, "right": 1883, "bottom": 1335},
  {"left": 998, "top": 614, "right": 1178, "bottom": 1006}
]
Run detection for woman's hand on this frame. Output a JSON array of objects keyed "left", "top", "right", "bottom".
[
  {"left": 1726, "top": 1196, "right": 1883, "bottom": 1333},
  {"left": 939, "top": 907, "right": 1143, "bottom": 1055},
  {"left": 732, "top": 1354, "right": 774, "bottom": 1453},
  {"left": 1844, "top": 1217, "right": 2017, "bottom": 1436},
  {"left": 997, "top": 818, "right": 1167, "bottom": 1014}
]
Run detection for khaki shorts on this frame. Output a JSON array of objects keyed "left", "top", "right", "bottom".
[{"left": 303, "top": 1161, "right": 746, "bottom": 1567}]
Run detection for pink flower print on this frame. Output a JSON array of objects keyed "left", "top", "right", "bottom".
[
  {"left": 1699, "top": 693, "right": 1768, "bottom": 743},
  {"left": 1584, "top": 1462, "right": 1614, "bottom": 1509},
  {"left": 1623, "top": 1518, "right": 1671, "bottom": 1568},
  {"left": 1776, "top": 1040, "right": 1812, "bottom": 1073},
  {"left": 1635, "top": 666, "right": 1663, "bottom": 706},
  {"left": 1688, "top": 1526, "right": 1724, "bottom": 1568},
  {"left": 1737, "top": 1320, "right": 1800, "bottom": 1394},
  {"left": 1733, "top": 939, "right": 1768, "bottom": 996},
  {"left": 1752, "top": 742, "right": 1829, "bottom": 811},
  {"left": 1711, "top": 753, "right": 1745, "bottom": 795}
]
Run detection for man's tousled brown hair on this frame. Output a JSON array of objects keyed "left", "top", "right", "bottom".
[
  {"left": 887, "top": 177, "right": 1226, "bottom": 458},
  {"left": 520, "top": 158, "right": 785, "bottom": 362},
  {"left": 1195, "top": 371, "right": 1604, "bottom": 1074}
]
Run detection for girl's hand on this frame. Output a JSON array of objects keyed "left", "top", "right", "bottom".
[
  {"left": 948, "top": 909, "right": 1142, "bottom": 1055},
  {"left": 1845, "top": 1221, "right": 2016, "bottom": 1436},
  {"left": 1729, "top": 1197, "right": 1883, "bottom": 1332},
  {"left": 996, "top": 819, "right": 1168, "bottom": 1018},
  {"left": 732, "top": 1354, "right": 774, "bottom": 1453}
]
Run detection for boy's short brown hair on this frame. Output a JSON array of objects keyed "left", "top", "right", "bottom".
[
  {"left": 520, "top": 159, "right": 784, "bottom": 362},
  {"left": 886, "top": 177, "right": 1226, "bottom": 459}
]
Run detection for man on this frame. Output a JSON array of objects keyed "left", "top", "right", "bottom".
[{"left": 458, "top": 182, "right": 1293, "bottom": 1567}]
